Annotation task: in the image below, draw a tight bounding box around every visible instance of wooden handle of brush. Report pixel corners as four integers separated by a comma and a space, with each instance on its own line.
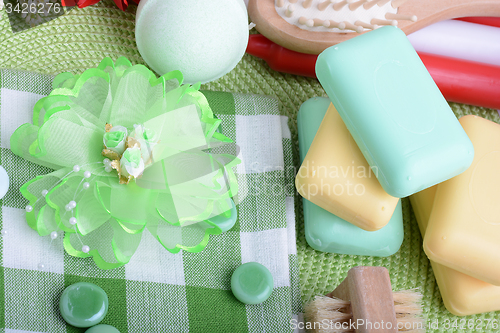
398, 0, 500, 35
327, 267, 398, 333
249, 0, 500, 54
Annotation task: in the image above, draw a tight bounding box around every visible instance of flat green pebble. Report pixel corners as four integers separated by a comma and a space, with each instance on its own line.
59, 282, 109, 328
231, 262, 274, 304
85, 324, 120, 333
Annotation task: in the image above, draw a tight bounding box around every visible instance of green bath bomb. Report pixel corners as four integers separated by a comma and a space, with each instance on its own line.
136, 0, 249, 84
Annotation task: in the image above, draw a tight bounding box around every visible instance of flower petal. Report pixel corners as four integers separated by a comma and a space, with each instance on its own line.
20, 169, 73, 229
108, 66, 159, 128
147, 218, 221, 254
64, 218, 142, 269
95, 178, 157, 224
75, 183, 111, 235
52, 72, 80, 90
68, 74, 112, 125
11, 124, 62, 170
33, 95, 71, 127
32, 111, 104, 167
35, 205, 59, 236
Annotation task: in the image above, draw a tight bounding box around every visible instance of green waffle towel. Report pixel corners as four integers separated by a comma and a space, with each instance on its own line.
1, 1, 500, 332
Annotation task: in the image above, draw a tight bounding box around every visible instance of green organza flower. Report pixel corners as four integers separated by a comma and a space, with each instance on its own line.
11, 57, 240, 269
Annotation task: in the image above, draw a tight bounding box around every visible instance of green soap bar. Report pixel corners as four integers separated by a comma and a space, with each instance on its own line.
316, 26, 474, 198
59, 282, 109, 328
298, 97, 403, 256
208, 199, 238, 232
231, 262, 274, 304
85, 324, 120, 333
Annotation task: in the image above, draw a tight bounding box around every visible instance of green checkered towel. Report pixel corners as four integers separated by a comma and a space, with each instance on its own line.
0, 68, 302, 333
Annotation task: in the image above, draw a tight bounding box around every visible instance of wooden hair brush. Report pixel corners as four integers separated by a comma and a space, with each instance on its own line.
304, 266, 424, 332
248, 0, 500, 54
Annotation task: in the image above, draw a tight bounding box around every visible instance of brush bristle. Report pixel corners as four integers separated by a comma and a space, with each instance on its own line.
304, 290, 425, 333
304, 296, 352, 333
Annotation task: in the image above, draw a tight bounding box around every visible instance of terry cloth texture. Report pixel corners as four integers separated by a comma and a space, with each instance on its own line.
0, 1, 500, 332
0, 68, 300, 332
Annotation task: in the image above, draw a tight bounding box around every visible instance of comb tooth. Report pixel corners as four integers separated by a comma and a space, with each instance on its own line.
324, 20, 346, 29
313, 18, 326, 26
302, 0, 313, 8
285, 4, 295, 17
364, 0, 389, 8
317, 0, 332, 11
355, 20, 376, 30
385, 12, 417, 21
333, 0, 354, 11
343, 21, 364, 33
371, 18, 398, 26
362, 0, 378, 9
298, 16, 315, 27
391, 0, 409, 8
349, 0, 368, 10
276, 0, 285, 7
332, 0, 346, 10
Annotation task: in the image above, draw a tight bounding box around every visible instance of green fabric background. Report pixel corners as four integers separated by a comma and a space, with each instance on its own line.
1, 1, 500, 332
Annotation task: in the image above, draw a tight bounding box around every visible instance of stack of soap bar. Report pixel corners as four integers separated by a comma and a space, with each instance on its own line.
316, 26, 474, 198
424, 115, 500, 286
297, 97, 403, 256
296, 98, 399, 231
411, 185, 500, 316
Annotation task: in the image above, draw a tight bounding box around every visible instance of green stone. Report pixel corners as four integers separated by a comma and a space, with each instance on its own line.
231, 262, 274, 304
85, 324, 120, 333
59, 282, 109, 328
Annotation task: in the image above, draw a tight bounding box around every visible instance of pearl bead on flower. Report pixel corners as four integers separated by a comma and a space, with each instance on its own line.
84, 171, 91, 179
1, 230, 7, 236
103, 158, 113, 173
83, 182, 90, 190
73, 165, 80, 173
37, 263, 45, 270
25, 205, 33, 212
41, 189, 48, 197
50, 231, 58, 240
66, 201, 77, 211
82, 245, 90, 253
69, 217, 77, 225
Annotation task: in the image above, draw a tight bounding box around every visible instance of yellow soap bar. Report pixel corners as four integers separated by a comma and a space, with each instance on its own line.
411, 186, 500, 316
424, 115, 500, 286
295, 104, 398, 231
